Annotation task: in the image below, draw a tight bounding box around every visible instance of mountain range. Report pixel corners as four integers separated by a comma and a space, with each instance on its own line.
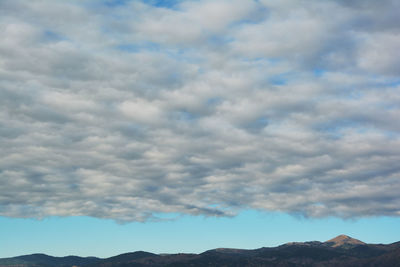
1, 235, 399, 267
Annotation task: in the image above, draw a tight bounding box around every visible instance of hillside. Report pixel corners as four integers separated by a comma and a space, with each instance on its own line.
1, 235, 399, 267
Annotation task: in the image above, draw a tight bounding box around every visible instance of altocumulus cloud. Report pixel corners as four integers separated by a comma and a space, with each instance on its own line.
1, 0, 400, 222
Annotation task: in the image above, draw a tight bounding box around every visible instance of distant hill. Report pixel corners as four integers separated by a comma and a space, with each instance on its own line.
324, 234, 366, 248
87, 251, 159, 267
1, 235, 399, 267
0, 253, 100, 267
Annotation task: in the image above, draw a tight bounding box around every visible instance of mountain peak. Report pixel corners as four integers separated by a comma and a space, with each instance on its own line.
325, 235, 365, 247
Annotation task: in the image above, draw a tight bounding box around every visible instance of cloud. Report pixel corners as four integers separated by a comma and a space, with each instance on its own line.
357, 32, 400, 75
0, 0, 400, 222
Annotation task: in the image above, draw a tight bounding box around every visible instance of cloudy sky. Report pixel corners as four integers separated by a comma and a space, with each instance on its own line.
1, 0, 400, 257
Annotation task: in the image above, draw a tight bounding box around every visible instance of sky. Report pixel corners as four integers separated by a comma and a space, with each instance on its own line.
1, 0, 400, 258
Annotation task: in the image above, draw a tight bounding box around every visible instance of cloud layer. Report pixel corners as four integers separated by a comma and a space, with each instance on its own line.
1, 0, 400, 221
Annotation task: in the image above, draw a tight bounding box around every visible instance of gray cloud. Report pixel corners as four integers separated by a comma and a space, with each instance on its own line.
0, 0, 400, 222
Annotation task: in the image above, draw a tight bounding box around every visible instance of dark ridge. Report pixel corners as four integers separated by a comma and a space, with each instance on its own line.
1, 235, 399, 267
0, 253, 101, 267
87, 251, 160, 267
101, 251, 159, 262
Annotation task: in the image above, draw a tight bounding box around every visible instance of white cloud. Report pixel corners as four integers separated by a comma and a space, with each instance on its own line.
357, 32, 400, 75
119, 99, 163, 124
0, 0, 400, 222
